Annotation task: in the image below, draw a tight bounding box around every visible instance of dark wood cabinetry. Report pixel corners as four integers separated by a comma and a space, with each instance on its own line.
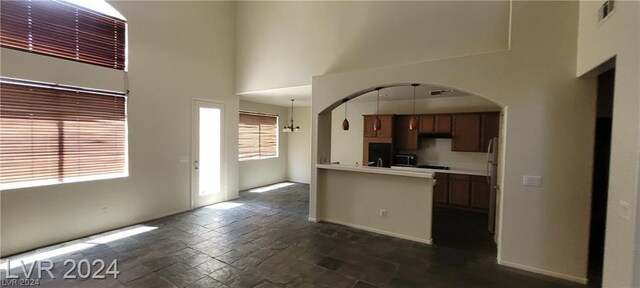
434, 115, 452, 133
471, 178, 490, 209
395, 115, 419, 150
363, 115, 394, 139
434, 173, 489, 211
452, 114, 482, 152
433, 173, 449, 204
448, 174, 471, 206
481, 112, 500, 152
418, 114, 451, 134
363, 115, 394, 166
418, 115, 434, 134
452, 112, 500, 152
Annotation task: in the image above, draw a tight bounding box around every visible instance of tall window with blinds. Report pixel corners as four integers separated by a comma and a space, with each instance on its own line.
239, 112, 278, 161
0, 80, 127, 189
0, 0, 126, 70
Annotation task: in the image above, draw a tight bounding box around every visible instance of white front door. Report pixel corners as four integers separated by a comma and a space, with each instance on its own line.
192, 100, 226, 208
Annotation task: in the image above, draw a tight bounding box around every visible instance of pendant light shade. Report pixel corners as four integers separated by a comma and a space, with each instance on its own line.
342, 99, 350, 130
373, 87, 382, 131
283, 99, 301, 133
409, 84, 420, 131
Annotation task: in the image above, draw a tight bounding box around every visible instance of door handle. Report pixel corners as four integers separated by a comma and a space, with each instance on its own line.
194, 160, 199, 170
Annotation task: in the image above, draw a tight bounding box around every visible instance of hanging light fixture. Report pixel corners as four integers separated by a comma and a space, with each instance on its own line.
342, 99, 350, 130
409, 83, 420, 130
283, 99, 301, 133
373, 87, 382, 131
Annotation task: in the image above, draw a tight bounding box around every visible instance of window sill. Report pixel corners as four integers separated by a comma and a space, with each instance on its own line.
239, 156, 279, 162
0, 172, 128, 191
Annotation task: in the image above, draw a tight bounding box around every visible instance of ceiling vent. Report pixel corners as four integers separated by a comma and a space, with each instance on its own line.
599, 0, 615, 22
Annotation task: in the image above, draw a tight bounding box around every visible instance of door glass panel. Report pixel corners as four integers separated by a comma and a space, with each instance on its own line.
199, 107, 221, 195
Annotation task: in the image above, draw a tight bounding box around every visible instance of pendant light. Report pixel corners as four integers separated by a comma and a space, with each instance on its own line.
409, 84, 420, 130
342, 99, 350, 130
373, 87, 382, 131
283, 99, 301, 133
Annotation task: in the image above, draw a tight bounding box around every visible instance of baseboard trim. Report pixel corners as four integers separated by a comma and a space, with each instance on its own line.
308, 217, 318, 222
318, 217, 432, 245
498, 259, 588, 284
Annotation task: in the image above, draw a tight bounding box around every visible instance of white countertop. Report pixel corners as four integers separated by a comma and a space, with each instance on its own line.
389, 165, 486, 176
317, 164, 435, 179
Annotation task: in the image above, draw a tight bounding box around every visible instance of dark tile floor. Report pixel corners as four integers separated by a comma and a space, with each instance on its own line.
1, 183, 587, 288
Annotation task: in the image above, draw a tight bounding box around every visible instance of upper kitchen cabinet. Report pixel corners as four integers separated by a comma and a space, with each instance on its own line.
481, 112, 500, 152
418, 114, 452, 134
395, 115, 419, 150
363, 115, 394, 139
452, 112, 500, 152
452, 114, 482, 152
434, 114, 452, 134
418, 115, 434, 134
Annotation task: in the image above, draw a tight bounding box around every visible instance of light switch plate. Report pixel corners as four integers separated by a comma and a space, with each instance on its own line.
523, 175, 543, 187
179, 156, 189, 163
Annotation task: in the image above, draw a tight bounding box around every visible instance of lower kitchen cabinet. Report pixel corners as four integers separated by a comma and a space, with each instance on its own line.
470, 179, 491, 209
433, 173, 449, 204
435, 173, 490, 212
448, 174, 471, 206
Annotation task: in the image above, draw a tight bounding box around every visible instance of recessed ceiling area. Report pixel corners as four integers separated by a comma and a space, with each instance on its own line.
237, 85, 311, 107
238, 84, 473, 107
349, 84, 470, 103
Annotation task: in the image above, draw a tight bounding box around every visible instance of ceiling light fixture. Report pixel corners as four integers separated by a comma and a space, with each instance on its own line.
409, 84, 420, 131
283, 99, 301, 133
373, 87, 382, 131
342, 99, 350, 130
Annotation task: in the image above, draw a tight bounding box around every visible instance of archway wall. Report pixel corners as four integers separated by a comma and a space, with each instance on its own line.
312, 1, 595, 283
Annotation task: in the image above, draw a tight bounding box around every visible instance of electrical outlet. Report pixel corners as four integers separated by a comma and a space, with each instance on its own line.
522, 175, 543, 187
380, 209, 388, 218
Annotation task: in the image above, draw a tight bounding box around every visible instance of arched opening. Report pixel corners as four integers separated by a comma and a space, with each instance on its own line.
318, 82, 505, 257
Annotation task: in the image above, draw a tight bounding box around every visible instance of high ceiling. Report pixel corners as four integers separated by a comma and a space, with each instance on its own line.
237, 83, 471, 107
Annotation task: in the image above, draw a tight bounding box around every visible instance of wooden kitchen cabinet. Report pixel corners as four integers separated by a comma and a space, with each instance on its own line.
434, 114, 452, 133
448, 174, 471, 206
437, 174, 490, 211
394, 115, 419, 150
481, 112, 500, 152
363, 115, 394, 139
419, 115, 434, 133
433, 173, 449, 204
452, 114, 482, 152
471, 180, 491, 209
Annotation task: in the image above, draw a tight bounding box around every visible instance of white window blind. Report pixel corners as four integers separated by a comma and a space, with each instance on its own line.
238, 112, 278, 161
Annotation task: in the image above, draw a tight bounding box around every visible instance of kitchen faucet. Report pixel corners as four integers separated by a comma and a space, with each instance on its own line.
377, 157, 383, 167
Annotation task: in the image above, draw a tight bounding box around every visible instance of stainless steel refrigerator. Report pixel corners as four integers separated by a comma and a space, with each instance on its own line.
487, 137, 499, 234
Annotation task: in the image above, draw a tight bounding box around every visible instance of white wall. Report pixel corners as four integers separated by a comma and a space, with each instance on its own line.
235, 1, 510, 93
313, 1, 595, 283
576, 2, 640, 287
0, 1, 238, 257
331, 96, 499, 170
238, 100, 289, 190
287, 106, 311, 184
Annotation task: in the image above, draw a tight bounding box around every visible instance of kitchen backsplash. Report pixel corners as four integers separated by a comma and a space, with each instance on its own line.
399, 138, 487, 171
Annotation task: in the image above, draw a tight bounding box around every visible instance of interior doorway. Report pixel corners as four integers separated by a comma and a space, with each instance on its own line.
587, 68, 614, 287
191, 100, 227, 208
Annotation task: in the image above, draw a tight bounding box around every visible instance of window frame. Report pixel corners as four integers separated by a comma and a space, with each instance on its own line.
0, 77, 129, 191
238, 111, 279, 161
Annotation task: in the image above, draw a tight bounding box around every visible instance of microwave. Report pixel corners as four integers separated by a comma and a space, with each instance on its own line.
394, 154, 417, 167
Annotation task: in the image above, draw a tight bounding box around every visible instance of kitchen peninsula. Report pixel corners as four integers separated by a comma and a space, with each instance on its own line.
316, 164, 436, 244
